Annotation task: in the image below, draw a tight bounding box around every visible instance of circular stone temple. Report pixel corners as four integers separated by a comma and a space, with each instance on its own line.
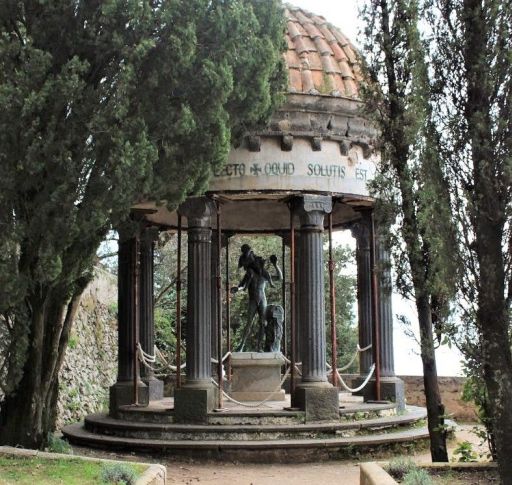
66, 6, 407, 450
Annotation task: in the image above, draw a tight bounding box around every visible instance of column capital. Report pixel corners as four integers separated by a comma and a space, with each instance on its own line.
140, 225, 159, 246
350, 221, 370, 249
294, 195, 332, 229
179, 197, 216, 228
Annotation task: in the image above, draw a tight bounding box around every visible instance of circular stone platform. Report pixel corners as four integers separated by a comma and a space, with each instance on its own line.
63, 394, 431, 462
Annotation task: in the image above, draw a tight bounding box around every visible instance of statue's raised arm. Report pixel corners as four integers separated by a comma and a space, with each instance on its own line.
268, 254, 283, 286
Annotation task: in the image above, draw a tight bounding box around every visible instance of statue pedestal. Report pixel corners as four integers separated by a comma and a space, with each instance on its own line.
229, 352, 286, 401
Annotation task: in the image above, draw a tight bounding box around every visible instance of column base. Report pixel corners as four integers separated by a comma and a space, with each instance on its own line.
174, 383, 216, 424
143, 376, 164, 401
109, 381, 149, 417
292, 383, 339, 421
352, 376, 405, 411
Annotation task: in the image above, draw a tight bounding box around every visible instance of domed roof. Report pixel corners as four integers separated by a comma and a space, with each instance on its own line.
284, 5, 362, 99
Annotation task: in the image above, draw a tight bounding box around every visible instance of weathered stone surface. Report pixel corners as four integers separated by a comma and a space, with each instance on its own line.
56, 267, 118, 428
109, 381, 149, 417
174, 387, 215, 424
230, 390, 286, 402
352, 377, 405, 411
292, 386, 339, 421
145, 377, 164, 401
230, 352, 285, 401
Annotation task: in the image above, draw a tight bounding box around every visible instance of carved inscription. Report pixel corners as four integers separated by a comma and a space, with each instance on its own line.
307, 164, 345, 178
213, 160, 373, 184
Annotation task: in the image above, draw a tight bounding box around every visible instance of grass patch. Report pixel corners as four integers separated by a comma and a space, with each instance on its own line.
0, 456, 146, 485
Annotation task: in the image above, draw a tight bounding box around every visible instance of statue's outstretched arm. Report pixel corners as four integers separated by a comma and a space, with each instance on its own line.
269, 254, 283, 282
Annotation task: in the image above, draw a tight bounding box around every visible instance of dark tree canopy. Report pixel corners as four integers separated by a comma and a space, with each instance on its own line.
0, 0, 286, 448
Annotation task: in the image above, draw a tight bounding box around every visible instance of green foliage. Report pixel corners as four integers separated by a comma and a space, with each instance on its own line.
0, 0, 286, 447
0, 456, 145, 485
460, 365, 496, 457
100, 463, 138, 485
67, 336, 78, 350
452, 440, 477, 463
403, 468, 433, 485
387, 456, 417, 480
47, 434, 73, 455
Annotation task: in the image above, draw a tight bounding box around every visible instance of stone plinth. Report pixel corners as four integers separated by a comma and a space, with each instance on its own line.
352, 376, 405, 411
229, 352, 285, 401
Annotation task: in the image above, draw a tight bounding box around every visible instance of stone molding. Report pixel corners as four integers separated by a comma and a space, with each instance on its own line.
179, 197, 216, 228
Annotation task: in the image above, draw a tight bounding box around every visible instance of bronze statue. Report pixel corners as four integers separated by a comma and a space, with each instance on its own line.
231, 245, 283, 352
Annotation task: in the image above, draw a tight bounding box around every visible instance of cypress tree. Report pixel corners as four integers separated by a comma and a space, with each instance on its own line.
0, 0, 286, 448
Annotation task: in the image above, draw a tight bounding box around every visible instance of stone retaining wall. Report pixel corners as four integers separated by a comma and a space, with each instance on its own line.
399, 375, 476, 422
56, 267, 118, 429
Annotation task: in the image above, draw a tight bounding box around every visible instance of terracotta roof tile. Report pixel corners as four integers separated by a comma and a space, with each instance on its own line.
319, 25, 337, 43
334, 74, 347, 96
293, 35, 308, 55
288, 68, 303, 92
285, 49, 301, 69
311, 15, 327, 26
303, 22, 323, 39
285, 8, 298, 22
315, 37, 333, 56
343, 45, 358, 64
294, 10, 314, 25
321, 54, 340, 74
301, 68, 316, 93
344, 78, 358, 97
339, 60, 354, 79
284, 5, 362, 99
331, 42, 348, 62
304, 52, 323, 70
285, 33, 295, 50
287, 20, 301, 39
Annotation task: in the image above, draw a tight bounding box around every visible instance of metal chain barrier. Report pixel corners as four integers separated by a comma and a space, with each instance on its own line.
211, 364, 291, 409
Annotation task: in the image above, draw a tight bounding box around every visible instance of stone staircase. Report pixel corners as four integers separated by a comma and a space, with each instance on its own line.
62, 400, 434, 462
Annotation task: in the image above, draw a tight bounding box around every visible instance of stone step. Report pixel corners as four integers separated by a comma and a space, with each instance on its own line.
81, 407, 425, 441
62, 421, 432, 463
116, 401, 398, 425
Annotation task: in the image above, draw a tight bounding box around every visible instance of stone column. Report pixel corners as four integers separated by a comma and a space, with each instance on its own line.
292, 195, 339, 421
351, 215, 373, 375
139, 226, 164, 400
174, 197, 216, 423
377, 235, 395, 378
375, 231, 405, 409
211, 231, 229, 375
109, 228, 148, 416
294, 230, 302, 366
210, 230, 220, 361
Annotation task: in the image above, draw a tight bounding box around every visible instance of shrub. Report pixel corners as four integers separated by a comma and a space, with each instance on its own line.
403, 468, 434, 485
453, 440, 478, 462
47, 434, 73, 455
387, 456, 416, 480
100, 462, 138, 485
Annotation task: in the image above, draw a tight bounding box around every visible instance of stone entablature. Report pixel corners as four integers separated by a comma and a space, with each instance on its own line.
210, 138, 377, 197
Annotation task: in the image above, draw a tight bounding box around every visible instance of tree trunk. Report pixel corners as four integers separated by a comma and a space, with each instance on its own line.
416, 294, 448, 462
475, 199, 512, 481
0, 287, 83, 449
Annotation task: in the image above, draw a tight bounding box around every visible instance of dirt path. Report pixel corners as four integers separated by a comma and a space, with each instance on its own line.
70, 424, 488, 485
